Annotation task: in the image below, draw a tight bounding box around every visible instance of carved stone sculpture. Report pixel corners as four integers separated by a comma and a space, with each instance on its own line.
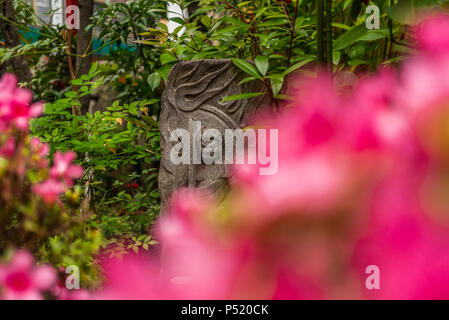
158, 59, 270, 212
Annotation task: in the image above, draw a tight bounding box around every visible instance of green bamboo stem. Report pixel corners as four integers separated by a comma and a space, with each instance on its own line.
316, 0, 325, 64
325, 0, 333, 74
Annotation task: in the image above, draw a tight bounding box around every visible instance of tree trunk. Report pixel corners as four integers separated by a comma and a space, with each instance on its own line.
76, 0, 94, 114
0, 0, 32, 84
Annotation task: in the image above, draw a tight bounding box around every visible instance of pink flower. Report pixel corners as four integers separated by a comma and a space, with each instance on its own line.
32, 178, 67, 204
397, 54, 449, 113
31, 150, 82, 204
414, 14, 449, 55
156, 213, 240, 299
95, 255, 170, 300
0, 74, 43, 131
50, 151, 83, 185
353, 173, 449, 299
96, 189, 243, 300
165, 188, 214, 236
396, 15, 449, 114
230, 75, 382, 224
0, 251, 56, 300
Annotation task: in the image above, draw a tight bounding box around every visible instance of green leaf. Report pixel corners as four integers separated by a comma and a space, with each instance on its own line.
258, 18, 289, 27
142, 99, 160, 105
360, 29, 389, 41
65, 91, 77, 98
271, 79, 283, 96
138, 235, 146, 241
157, 22, 169, 32
231, 58, 262, 79
283, 59, 314, 76
275, 94, 295, 100
333, 24, 368, 51
160, 53, 177, 65
221, 92, 265, 102
254, 6, 269, 20
382, 56, 407, 64
332, 22, 350, 30
88, 62, 98, 77
71, 79, 83, 86
201, 15, 212, 28
169, 17, 185, 25
147, 72, 161, 91
254, 56, 269, 76
238, 76, 256, 86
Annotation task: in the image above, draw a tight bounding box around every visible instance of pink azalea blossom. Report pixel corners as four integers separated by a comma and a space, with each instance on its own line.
97, 189, 243, 300
156, 211, 241, 299
32, 178, 67, 204
414, 14, 449, 55
50, 151, 83, 185
352, 172, 449, 299
230, 75, 382, 224
0, 251, 56, 300
95, 255, 170, 300
0, 74, 43, 131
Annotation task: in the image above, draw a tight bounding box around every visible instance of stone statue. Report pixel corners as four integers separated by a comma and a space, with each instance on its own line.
158, 59, 270, 212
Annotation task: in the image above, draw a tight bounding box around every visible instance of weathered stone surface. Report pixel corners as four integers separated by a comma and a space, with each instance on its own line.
158, 59, 270, 212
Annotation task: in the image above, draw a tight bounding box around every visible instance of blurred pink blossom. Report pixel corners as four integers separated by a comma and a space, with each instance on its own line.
32, 178, 67, 204
230, 75, 382, 224
50, 151, 83, 186
414, 14, 449, 55
96, 255, 170, 300
353, 173, 449, 299
0, 74, 42, 131
0, 251, 56, 300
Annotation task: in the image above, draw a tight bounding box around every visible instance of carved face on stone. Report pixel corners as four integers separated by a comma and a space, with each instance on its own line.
158, 59, 270, 212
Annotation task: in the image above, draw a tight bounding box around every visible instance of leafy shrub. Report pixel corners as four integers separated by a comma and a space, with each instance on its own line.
0, 73, 102, 287
31, 64, 161, 245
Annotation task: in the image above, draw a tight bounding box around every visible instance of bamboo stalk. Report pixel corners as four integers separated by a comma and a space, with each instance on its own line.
325, 0, 333, 74
316, 0, 325, 64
